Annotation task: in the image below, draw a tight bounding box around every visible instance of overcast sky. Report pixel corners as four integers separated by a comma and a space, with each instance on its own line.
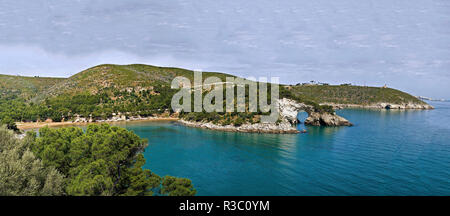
0, 0, 449, 98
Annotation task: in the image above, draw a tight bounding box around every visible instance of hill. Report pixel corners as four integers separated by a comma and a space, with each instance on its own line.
285, 84, 427, 106
40, 64, 234, 99
0, 74, 65, 100
0, 64, 432, 128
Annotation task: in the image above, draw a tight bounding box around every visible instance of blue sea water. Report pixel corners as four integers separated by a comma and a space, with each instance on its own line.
114, 101, 450, 195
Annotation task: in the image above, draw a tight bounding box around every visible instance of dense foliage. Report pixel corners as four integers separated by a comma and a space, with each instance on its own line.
23, 124, 196, 196
0, 84, 177, 124
0, 126, 65, 196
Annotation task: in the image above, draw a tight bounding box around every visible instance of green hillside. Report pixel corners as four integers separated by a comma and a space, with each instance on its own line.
41, 64, 234, 98
286, 85, 427, 105
0, 64, 430, 128
0, 74, 65, 100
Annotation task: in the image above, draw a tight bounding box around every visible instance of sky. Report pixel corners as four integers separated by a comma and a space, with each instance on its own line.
0, 0, 449, 98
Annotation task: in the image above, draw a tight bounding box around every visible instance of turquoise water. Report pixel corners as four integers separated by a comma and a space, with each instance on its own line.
115, 101, 450, 195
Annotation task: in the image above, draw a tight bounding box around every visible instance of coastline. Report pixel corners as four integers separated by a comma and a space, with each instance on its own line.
321, 102, 434, 110
17, 118, 301, 134
16, 117, 180, 130
178, 120, 302, 134
16, 101, 433, 131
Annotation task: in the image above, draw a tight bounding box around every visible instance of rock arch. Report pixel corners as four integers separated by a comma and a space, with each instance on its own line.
278, 98, 352, 126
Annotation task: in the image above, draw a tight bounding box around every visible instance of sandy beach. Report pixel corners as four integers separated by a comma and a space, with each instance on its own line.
16, 117, 180, 130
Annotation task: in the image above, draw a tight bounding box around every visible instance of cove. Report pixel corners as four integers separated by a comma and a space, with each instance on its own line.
106, 101, 450, 195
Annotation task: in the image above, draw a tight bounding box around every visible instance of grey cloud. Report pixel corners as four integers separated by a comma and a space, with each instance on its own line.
0, 0, 449, 98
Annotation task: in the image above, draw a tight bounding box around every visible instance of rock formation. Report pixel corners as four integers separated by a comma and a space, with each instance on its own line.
277, 98, 308, 124
179, 120, 300, 134
180, 98, 353, 133
304, 111, 353, 126
278, 98, 352, 127
322, 102, 434, 110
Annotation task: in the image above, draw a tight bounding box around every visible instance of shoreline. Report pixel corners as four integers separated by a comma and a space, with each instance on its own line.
16, 117, 180, 130
16, 102, 433, 131
321, 102, 434, 110
178, 120, 302, 134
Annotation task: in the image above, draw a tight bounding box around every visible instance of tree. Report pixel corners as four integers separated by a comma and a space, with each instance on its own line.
0, 116, 18, 131
30, 124, 195, 196
161, 176, 197, 196
0, 125, 65, 196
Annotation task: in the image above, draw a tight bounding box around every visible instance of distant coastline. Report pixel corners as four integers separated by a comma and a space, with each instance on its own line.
321, 102, 434, 110
416, 96, 449, 102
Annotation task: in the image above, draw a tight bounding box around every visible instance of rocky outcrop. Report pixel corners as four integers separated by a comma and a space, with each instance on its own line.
382, 103, 434, 109
179, 98, 353, 134
179, 120, 301, 134
304, 112, 353, 126
277, 98, 308, 124
278, 98, 352, 127
322, 102, 434, 110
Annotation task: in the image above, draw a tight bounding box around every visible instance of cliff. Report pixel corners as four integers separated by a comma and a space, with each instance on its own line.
278, 98, 353, 127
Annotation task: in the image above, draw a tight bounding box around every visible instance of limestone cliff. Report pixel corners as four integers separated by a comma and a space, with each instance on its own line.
278, 98, 353, 127
277, 98, 308, 124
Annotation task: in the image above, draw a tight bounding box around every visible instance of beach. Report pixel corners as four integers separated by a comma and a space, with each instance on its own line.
16, 117, 180, 130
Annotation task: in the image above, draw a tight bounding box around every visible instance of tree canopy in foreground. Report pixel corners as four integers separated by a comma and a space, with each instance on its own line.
0, 124, 196, 196
0, 126, 65, 195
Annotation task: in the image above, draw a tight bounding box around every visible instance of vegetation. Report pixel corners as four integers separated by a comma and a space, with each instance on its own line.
0, 64, 428, 126
0, 124, 195, 196
0, 74, 64, 100
22, 124, 196, 196
280, 86, 335, 114
0, 64, 430, 196
0, 126, 65, 196
286, 85, 426, 105
0, 64, 236, 125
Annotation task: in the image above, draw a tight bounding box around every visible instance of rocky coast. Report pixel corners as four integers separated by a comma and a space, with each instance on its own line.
322, 102, 434, 110
178, 120, 301, 134
17, 98, 355, 133
20, 98, 432, 133
178, 98, 354, 134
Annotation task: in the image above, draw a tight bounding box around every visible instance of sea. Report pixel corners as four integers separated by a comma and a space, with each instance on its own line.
101, 101, 450, 195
